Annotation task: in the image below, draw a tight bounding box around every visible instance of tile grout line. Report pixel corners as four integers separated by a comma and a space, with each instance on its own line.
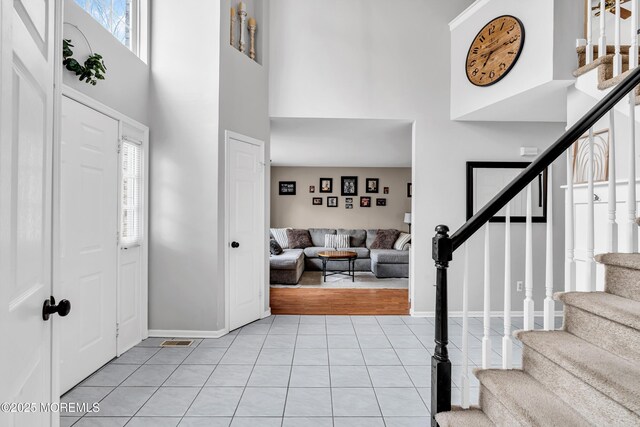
73, 345, 164, 424
125, 343, 197, 424
279, 315, 300, 426
229, 317, 275, 422
175, 329, 240, 426
352, 316, 387, 425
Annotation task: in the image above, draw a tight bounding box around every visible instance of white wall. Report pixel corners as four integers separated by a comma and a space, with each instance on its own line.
271, 118, 412, 167
270, 0, 567, 315
149, 0, 270, 332
63, 0, 149, 125
449, 0, 582, 121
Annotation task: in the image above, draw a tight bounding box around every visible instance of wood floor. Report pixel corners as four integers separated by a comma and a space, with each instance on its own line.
270, 288, 410, 315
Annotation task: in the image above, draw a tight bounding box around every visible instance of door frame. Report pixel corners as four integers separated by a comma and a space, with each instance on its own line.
54, 86, 149, 359
224, 130, 269, 333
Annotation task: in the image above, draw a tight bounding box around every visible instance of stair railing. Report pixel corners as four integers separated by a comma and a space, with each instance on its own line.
430, 65, 640, 426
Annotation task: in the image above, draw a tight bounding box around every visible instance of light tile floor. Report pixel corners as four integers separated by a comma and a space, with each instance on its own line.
62, 315, 563, 427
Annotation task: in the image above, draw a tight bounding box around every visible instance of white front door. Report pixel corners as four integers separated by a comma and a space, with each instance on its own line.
227, 133, 265, 331
0, 0, 57, 424
59, 97, 119, 393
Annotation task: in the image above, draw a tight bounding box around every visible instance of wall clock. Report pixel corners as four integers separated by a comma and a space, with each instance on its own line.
465, 15, 525, 87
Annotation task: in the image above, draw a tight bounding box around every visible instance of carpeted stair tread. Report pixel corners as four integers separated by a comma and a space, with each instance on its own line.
556, 291, 640, 331
517, 330, 640, 412
435, 405, 494, 427
474, 369, 590, 426
595, 253, 640, 270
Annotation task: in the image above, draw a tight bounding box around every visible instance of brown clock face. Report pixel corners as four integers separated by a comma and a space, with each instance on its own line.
466, 15, 525, 87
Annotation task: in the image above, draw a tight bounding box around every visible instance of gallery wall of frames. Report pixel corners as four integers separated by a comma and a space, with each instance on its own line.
271, 166, 412, 230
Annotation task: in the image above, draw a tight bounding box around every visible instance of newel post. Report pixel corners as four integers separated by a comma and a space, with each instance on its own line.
432, 225, 452, 426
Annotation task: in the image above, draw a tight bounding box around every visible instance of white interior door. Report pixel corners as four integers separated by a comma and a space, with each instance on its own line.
227, 133, 265, 331
59, 97, 118, 393
0, 0, 56, 425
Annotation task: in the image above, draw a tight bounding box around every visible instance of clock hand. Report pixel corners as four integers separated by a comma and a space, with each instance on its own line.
483, 50, 494, 68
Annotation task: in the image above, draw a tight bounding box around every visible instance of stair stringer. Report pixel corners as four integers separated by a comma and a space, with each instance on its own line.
574, 66, 640, 123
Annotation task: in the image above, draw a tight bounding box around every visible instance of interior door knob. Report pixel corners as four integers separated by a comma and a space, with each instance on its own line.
42, 296, 71, 321
231, 241, 240, 248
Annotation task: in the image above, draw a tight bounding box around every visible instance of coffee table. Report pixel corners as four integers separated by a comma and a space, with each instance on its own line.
317, 250, 358, 282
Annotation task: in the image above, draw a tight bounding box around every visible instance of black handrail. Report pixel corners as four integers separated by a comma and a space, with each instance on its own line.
430, 64, 640, 427
451, 65, 640, 252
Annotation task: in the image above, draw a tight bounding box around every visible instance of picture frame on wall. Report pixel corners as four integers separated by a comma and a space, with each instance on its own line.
407, 183, 412, 197
341, 176, 358, 196
360, 196, 371, 207
383, 187, 389, 194
345, 203, 353, 209
312, 197, 323, 206
320, 178, 333, 193
376, 198, 386, 206
366, 178, 379, 193
279, 181, 296, 195
309, 185, 315, 193
466, 161, 547, 223
345, 197, 353, 203
573, 129, 610, 184
327, 197, 338, 207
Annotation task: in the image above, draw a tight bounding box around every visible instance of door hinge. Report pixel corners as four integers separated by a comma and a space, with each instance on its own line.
117, 140, 122, 154
116, 231, 120, 245
116, 322, 120, 338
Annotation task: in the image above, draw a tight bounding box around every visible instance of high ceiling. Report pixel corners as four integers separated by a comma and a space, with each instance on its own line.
270, 118, 413, 167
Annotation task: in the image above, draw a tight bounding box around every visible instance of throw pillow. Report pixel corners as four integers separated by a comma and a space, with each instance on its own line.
287, 229, 313, 249
269, 239, 283, 255
325, 234, 350, 249
335, 234, 350, 249
370, 229, 401, 249
394, 232, 411, 250
325, 234, 337, 248
270, 228, 290, 249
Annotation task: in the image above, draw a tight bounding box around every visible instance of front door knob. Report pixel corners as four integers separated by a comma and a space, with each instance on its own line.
42, 296, 71, 321
231, 241, 240, 248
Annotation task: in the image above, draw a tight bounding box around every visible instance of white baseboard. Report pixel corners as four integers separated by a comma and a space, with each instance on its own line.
261, 308, 272, 319
148, 329, 229, 339
410, 310, 564, 318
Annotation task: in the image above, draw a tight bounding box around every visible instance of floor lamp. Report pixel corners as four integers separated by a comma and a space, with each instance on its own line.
404, 212, 412, 233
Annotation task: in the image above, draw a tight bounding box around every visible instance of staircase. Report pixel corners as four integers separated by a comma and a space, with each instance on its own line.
574, 45, 640, 101
429, 52, 640, 425
436, 252, 640, 426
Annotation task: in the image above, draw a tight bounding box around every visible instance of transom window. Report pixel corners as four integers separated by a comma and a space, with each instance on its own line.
75, 0, 139, 53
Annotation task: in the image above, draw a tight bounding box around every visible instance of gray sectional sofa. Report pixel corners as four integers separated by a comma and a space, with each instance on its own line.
270, 228, 409, 285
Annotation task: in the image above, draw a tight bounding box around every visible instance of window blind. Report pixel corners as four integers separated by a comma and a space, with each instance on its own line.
121, 140, 142, 246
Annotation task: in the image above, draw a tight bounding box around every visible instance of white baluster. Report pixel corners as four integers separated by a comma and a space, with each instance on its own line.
587, 0, 594, 63
586, 128, 597, 291
614, 0, 622, 75
544, 168, 555, 331
461, 243, 470, 409
502, 203, 512, 369
566, 147, 576, 292
627, 93, 638, 252
524, 184, 534, 330
599, 0, 607, 55
482, 224, 491, 369
608, 112, 619, 253
631, 0, 639, 68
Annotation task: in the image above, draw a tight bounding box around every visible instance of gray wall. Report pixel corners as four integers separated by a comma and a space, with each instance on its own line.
271, 167, 411, 230
63, 0, 149, 125
218, 0, 271, 323
149, 1, 221, 332
269, 0, 568, 314
149, 0, 270, 332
